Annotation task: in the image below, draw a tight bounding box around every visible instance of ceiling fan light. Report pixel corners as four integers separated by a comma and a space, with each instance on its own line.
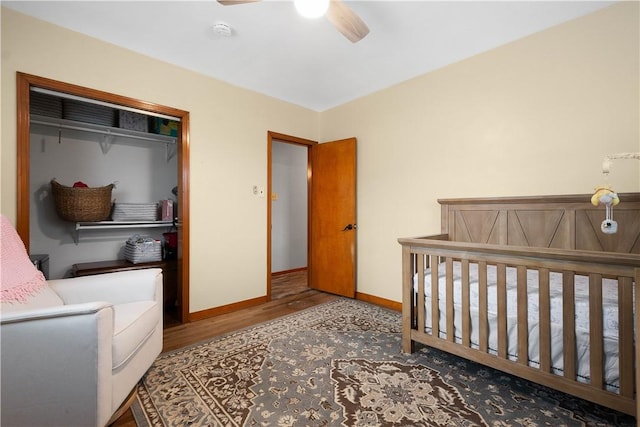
294, 0, 330, 19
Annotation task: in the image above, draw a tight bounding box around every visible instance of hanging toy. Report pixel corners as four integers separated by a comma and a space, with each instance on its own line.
592, 152, 639, 234
591, 185, 619, 234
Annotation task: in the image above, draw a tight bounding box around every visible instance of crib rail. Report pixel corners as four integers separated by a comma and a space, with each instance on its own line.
399, 235, 640, 416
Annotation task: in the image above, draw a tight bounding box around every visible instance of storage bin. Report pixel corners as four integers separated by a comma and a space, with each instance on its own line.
118, 110, 148, 132
163, 231, 178, 260
30, 92, 63, 118
51, 179, 114, 222
150, 117, 179, 137
112, 203, 158, 221
63, 99, 117, 127
124, 235, 162, 264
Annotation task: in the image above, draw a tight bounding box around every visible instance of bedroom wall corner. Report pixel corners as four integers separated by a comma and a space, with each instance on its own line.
1, 7, 320, 314
319, 1, 639, 304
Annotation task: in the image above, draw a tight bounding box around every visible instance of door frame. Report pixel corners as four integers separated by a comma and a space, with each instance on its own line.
267, 131, 316, 300
15, 72, 191, 323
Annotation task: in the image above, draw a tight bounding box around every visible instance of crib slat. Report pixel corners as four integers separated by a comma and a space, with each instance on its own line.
538, 268, 551, 373
478, 261, 488, 352
589, 274, 604, 389
497, 263, 507, 359
461, 260, 470, 347
516, 266, 528, 365
618, 276, 633, 398
417, 254, 426, 335
446, 258, 454, 342
431, 255, 439, 339
562, 272, 576, 380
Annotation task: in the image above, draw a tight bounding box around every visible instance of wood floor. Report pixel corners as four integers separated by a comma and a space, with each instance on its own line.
112, 270, 333, 426
271, 268, 309, 300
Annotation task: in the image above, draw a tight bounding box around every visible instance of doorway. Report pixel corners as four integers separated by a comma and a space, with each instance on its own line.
15, 72, 191, 323
267, 132, 357, 300
271, 140, 310, 299
267, 132, 315, 300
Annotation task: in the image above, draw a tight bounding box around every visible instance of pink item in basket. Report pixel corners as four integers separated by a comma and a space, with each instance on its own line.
0, 215, 46, 303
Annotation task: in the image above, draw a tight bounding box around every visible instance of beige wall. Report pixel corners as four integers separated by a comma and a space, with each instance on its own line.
1, 7, 319, 311
2, 3, 639, 310
320, 2, 639, 302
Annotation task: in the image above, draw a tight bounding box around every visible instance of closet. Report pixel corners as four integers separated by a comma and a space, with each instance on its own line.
27, 87, 181, 325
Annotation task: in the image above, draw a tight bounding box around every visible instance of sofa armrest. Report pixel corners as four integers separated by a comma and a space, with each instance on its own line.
0, 301, 112, 324
1, 303, 115, 426
49, 268, 162, 306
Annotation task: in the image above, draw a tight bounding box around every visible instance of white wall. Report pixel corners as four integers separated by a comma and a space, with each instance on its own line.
321, 2, 639, 303
2, 7, 320, 313
29, 124, 177, 279
271, 142, 308, 272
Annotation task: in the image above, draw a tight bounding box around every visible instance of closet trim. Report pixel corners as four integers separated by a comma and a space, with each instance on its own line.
16, 72, 191, 323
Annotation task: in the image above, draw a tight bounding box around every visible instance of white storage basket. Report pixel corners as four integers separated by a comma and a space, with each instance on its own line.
124, 235, 162, 264
112, 203, 158, 222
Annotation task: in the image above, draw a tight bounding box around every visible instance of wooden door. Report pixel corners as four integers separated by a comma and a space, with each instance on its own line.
309, 138, 356, 298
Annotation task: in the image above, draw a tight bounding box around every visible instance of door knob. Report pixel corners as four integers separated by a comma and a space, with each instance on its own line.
342, 223, 357, 231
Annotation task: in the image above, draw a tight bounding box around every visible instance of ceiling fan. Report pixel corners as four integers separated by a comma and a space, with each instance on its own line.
217, 0, 370, 43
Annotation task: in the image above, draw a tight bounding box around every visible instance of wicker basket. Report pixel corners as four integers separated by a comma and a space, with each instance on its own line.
51, 179, 114, 222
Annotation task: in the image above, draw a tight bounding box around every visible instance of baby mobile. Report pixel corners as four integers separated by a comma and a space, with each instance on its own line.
590, 152, 639, 234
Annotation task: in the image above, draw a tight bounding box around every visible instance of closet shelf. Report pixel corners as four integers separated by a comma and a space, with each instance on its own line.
31, 115, 177, 144
76, 220, 174, 230
31, 114, 177, 161
73, 220, 174, 244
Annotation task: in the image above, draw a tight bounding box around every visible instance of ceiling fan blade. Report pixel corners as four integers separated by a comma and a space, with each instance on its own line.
326, 0, 370, 43
217, 0, 260, 5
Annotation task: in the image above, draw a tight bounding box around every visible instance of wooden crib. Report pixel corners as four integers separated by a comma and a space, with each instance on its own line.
399, 193, 640, 417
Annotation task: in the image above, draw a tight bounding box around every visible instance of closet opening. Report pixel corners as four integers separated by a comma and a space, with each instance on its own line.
16, 72, 191, 325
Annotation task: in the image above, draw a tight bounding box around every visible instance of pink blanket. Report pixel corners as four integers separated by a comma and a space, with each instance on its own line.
1, 215, 46, 303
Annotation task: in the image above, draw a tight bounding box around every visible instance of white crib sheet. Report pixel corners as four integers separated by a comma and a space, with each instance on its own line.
414, 262, 622, 390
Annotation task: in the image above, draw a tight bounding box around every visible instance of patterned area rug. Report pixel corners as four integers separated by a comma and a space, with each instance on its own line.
133, 298, 635, 426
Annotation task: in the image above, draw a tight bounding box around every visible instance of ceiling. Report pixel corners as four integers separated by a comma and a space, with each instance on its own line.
3, 1, 614, 112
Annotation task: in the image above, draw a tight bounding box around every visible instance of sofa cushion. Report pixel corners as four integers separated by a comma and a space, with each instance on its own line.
0, 286, 64, 314
112, 300, 159, 369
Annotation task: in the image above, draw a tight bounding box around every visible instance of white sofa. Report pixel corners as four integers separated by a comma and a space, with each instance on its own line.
1, 216, 163, 427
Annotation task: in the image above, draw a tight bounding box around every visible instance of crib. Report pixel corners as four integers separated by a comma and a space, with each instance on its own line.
398, 193, 640, 417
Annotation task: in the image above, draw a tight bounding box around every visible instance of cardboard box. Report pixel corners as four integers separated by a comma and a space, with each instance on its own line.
150, 117, 179, 137
119, 110, 148, 132
161, 200, 173, 221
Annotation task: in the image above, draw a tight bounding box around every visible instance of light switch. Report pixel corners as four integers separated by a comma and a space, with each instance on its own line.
252, 185, 265, 197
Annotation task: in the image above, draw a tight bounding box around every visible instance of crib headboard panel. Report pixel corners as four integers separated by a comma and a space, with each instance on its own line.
438, 193, 640, 254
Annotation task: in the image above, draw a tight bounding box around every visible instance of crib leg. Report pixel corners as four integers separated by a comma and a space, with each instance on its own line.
402, 335, 415, 354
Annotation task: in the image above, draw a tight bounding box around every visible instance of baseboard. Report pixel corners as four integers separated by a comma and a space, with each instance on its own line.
188, 290, 400, 322
188, 295, 268, 322
355, 292, 401, 312
272, 267, 307, 276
